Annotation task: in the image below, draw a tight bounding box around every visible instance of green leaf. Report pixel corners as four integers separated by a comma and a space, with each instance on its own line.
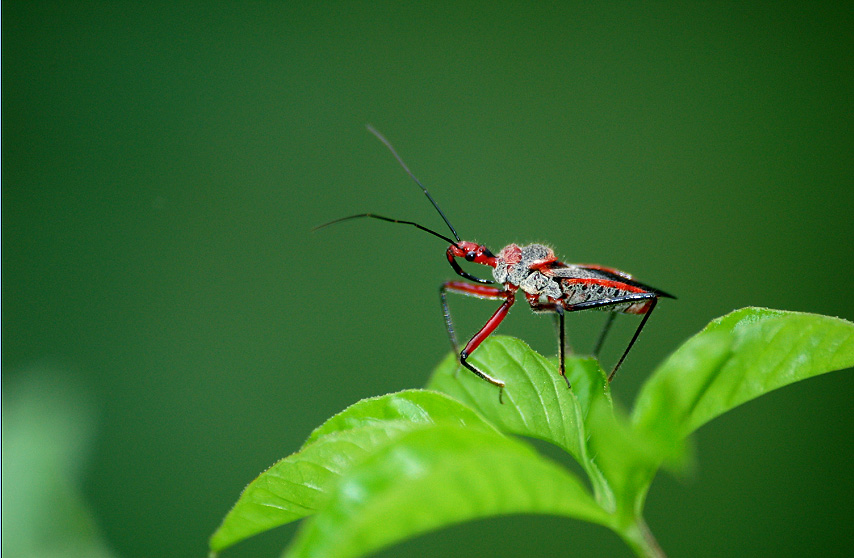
3, 372, 115, 558
303, 389, 498, 447
622, 308, 854, 518
210, 390, 497, 554
213, 308, 852, 558
587, 398, 691, 525
426, 336, 609, 459
632, 307, 854, 437
426, 336, 615, 508
284, 424, 611, 558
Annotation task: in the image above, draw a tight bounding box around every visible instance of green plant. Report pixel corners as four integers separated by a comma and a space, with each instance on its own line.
209, 307, 854, 558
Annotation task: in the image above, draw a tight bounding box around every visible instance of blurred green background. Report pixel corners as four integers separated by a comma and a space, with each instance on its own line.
3, 2, 852, 557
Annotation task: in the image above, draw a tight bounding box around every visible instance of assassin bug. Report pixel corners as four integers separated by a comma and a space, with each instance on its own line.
317, 126, 675, 402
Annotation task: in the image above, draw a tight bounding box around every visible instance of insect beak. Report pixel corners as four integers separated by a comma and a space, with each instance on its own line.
446, 247, 495, 285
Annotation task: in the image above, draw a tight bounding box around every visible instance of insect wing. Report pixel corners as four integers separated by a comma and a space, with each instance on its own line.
573, 265, 675, 299
540, 265, 660, 314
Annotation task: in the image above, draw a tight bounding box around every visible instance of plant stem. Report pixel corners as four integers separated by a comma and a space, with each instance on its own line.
619, 518, 666, 558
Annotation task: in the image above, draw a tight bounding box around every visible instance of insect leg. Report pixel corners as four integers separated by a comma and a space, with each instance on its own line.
529, 299, 573, 386
440, 281, 515, 402
440, 287, 459, 352
542, 310, 575, 356
565, 293, 659, 382
554, 304, 571, 388
608, 298, 657, 382
440, 281, 507, 352
460, 293, 516, 402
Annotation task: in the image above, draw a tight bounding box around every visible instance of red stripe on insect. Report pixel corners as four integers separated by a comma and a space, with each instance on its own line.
565, 278, 647, 293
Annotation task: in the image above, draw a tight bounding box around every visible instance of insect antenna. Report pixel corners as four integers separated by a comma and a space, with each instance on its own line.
312, 213, 459, 247
365, 124, 461, 242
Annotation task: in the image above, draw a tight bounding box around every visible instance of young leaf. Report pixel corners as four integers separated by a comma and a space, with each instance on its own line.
284, 424, 611, 558
620, 308, 854, 521
632, 307, 854, 437
303, 389, 498, 447
426, 336, 615, 508
427, 336, 607, 458
210, 390, 496, 554
212, 307, 852, 558
586, 397, 691, 526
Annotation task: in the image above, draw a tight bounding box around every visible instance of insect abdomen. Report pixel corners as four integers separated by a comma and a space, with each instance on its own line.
561, 279, 651, 314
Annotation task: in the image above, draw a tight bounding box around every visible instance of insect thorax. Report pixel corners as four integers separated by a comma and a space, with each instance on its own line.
492, 243, 563, 299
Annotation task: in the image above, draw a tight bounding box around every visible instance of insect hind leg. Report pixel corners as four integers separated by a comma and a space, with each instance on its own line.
608, 298, 657, 382
565, 293, 659, 382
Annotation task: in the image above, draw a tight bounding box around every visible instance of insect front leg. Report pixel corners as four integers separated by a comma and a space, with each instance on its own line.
440, 281, 515, 401
440, 281, 509, 351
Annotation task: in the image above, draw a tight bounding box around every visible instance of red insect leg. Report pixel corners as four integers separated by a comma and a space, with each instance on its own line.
442, 281, 507, 300
440, 281, 516, 401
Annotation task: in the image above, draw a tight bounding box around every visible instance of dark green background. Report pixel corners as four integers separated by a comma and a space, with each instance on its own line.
4, 2, 852, 557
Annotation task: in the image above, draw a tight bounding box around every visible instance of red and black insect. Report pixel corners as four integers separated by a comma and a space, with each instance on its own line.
318, 126, 675, 401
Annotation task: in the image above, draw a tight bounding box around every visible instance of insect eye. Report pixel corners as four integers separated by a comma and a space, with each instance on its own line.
465, 251, 477, 262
